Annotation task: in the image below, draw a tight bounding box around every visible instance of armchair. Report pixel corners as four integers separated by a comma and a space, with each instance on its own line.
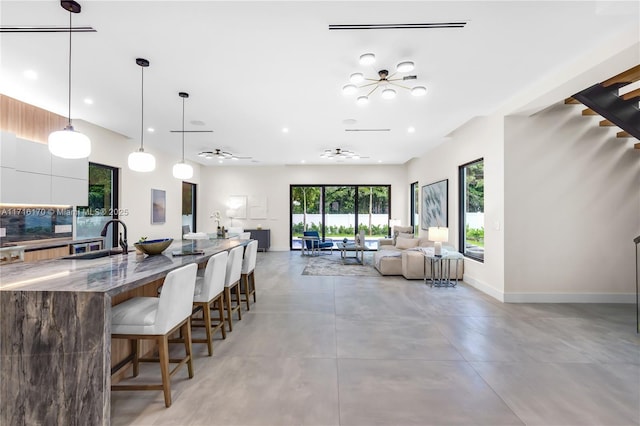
302, 231, 334, 255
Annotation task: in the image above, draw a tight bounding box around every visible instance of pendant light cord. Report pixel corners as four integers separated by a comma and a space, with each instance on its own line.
181, 97, 185, 162
67, 11, 72, 126
140, 65, 144, 150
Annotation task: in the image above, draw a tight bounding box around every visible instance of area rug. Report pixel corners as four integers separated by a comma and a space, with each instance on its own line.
302, 253, 380, 277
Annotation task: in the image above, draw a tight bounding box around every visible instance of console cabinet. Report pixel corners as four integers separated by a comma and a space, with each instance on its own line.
246, 229, 270, 251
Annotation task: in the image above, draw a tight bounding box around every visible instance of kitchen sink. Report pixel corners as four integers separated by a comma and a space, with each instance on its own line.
62, 249, 131, 260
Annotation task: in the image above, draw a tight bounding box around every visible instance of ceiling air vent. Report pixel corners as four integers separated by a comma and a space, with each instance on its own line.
329, 22, 466, 31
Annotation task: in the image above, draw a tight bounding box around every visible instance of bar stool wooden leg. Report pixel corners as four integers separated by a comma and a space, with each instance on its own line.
234, 283, 242, 321
158, 335, 172, 408
131, 339, 139, 377
202, 302, 213, 356
224, 287, 234, 332
182, 319, 194, 378
216, 294, 227, 339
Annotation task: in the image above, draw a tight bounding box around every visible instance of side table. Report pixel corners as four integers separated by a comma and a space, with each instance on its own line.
424, 251, 463, 287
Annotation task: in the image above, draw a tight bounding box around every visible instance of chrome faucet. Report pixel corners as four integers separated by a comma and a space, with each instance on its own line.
100, 219, 128, 253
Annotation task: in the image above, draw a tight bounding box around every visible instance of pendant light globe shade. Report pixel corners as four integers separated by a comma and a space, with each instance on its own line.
411, 86, 427, 96
173, 161, 193, 179
359, 53, 376, 66
356, 95, 369, 106
128, 149, 156, 172
48, 126, 91, 159
396, 61, 415, 73
381, 88, 396, 99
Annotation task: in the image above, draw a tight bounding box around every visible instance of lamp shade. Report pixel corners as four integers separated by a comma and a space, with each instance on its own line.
172, 162, 193, 179
428, 227, 448, 242
128, 149, 156, 172
48, 126, 91, 159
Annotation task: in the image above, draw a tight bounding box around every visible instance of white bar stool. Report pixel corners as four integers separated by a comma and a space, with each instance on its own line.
224, 246, 244, 331
241, 240, 258, 311
111, 263, 198, 408
191, 251, 227, 355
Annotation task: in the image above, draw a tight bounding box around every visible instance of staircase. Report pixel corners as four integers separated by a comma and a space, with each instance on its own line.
565, 65, 640, 149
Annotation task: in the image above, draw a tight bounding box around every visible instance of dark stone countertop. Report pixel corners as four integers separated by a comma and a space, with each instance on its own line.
0, 238, 246, 296
2, 237, 105, 251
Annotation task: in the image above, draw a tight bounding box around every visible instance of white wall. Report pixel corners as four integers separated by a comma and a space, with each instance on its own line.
407, 116, 505, 300
74, 120, 201, 244
200, 164, 407, 251
504, 104, 639, 302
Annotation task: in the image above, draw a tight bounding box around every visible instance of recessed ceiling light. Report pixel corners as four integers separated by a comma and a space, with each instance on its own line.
407, 126, 415, 133
342, 118, 357, 125
301, 160, 306, 164
23, 70, 38, 80
282, 127, 289, 133
377, 160, 383, 163
218, 159, 223, 164
190, 120, 205, 126
147, 127, 155, 133
83, 98, 93, 105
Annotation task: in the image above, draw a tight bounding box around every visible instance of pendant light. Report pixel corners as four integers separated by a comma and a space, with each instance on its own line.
172, 92, 193, 179
48, 0, 91, 159
127, 58, 156, 172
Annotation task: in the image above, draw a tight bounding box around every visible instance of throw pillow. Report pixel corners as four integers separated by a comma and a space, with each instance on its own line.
396, 238, 419, 250
397, 232, 414, 240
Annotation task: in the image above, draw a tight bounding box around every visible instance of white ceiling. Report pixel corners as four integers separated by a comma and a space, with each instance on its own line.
1, 1, 638, 166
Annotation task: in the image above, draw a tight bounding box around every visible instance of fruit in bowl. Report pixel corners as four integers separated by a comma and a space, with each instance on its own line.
134, 238, 173, 255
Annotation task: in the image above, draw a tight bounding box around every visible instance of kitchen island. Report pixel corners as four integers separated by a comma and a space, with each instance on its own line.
0, 238, 246, 426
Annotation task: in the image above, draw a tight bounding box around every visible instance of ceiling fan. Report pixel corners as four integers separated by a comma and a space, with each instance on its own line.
198, 148, 251, 162
0, 1, 96, 33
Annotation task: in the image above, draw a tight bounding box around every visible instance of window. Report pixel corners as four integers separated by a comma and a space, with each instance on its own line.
76, 163, 119, 247
182, 182, 197, 233
290, 185, 390, 250
459, 159, 484, 261
410, 181, 419, 234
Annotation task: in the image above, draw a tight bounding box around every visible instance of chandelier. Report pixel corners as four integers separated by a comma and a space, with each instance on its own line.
320, 148, 366, 160
342, 53, 427, 105
198, 149, 251, 162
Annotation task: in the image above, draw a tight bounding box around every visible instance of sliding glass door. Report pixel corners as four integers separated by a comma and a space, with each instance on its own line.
290, 184, 390, 250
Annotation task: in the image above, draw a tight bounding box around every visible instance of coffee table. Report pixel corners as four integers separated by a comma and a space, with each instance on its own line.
338, 242, 367, 264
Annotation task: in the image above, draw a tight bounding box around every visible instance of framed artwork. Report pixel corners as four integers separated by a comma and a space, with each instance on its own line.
421, 179, 448, 230
151, 189, 166, 224
227, 195, 247, 219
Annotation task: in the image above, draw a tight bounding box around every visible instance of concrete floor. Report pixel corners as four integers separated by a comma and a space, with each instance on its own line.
111, 251, 640, 426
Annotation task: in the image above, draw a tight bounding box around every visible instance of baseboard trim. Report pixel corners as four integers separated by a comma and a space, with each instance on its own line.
463, 275, 505, 302
503, 292, 637, 303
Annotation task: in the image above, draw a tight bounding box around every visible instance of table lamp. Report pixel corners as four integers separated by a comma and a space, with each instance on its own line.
428, 226, 448, 256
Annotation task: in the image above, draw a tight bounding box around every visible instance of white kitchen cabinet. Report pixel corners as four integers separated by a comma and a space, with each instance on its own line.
13, 171, 51, 204
51, 155, 88, 180
0, 132, 16, 167
15, 138, 51, 175
0, 132, 88, 205
51, 176, 87, 206
0, 167, 16, 202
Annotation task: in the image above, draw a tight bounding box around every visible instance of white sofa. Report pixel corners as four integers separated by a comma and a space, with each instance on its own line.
374, 234, 464, 280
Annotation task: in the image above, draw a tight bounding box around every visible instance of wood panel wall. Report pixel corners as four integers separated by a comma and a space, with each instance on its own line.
0, 95, 68, 144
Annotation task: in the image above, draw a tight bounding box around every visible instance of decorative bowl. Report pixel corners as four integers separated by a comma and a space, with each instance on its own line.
134, 238, 173, 255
